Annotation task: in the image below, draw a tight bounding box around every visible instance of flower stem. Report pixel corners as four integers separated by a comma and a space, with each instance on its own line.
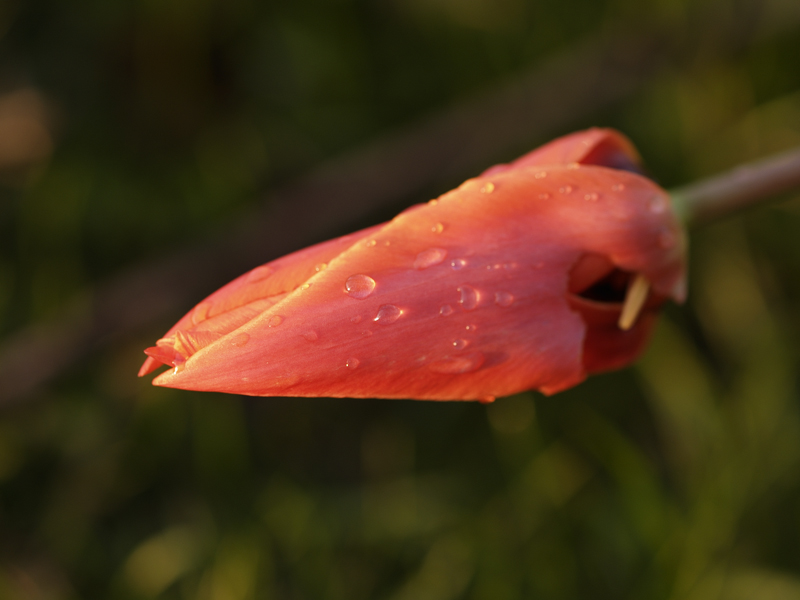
669, 145, 800, 226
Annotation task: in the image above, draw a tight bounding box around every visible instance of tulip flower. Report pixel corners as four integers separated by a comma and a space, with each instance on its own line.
139, 128, 686, 401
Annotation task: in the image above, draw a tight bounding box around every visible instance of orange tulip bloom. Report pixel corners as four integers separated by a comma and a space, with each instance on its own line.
139, 128, 685, 401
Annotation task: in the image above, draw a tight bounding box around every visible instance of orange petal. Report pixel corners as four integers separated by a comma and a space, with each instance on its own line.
144, 148, 685, 400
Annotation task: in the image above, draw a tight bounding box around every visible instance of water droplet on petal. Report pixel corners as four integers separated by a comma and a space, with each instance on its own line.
247, 265, 273, 283
300, 283, 311, 290
374, 304, 402, 324
480, 181, 495, 194
432, 222, 445, 233
450, 258, 467, 270
452, 339, 468, 350
439, 304, 454, 316
365, 239, 377, 247
584, 192, 599, 201
315, 263, 327, 272
535, 171, 547, 179
494, 291, 514, 307
465, 324, 478, 333
457, 285, 479, 310
429, 351, 485, 374
268, 315, 283, 327
346, 358, 360, 369
611, 183, 625, 192
345, 274, 376, 299
303, 331, 319, 342
192, 302, 212, 325
414, 248, 447, 269
538, 192, 550, 200
351, 315, 362, 323
231, 333, 250, 347
559, 185, 573, 194
362, 330, 373, 337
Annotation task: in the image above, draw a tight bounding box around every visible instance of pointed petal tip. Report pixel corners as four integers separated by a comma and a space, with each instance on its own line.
138, 355, 160, 377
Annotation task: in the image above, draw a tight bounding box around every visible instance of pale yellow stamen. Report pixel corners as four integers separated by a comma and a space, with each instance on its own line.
618, 274, 650, 331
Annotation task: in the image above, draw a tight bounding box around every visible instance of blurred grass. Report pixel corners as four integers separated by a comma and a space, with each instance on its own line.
2, 0, 800, 598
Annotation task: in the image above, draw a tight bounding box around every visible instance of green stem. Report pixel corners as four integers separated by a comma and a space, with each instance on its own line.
669, 145, 800, 226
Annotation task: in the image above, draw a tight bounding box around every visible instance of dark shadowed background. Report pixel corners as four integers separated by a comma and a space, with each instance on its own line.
2, 0, 800, 598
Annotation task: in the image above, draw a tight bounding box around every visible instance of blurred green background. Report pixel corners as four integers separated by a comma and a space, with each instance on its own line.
2, 0, 800, 598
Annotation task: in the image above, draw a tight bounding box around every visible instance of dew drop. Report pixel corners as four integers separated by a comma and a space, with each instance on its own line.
457, 285, 479, 310
362, 330, 373, 337
611, 183, 625, 192
429, 351, 485, 374
450, 258, 467, 270
315, 262, 327, 272
351, 315, 362, 324
465, 324, 478, 333
535, 171, 547, 179
584, 192, 599, 201
365, 239, 377, 247
345, 274, 376, 299
300, 283, 311, 290
247, 265, 273, 283
303, 331, 319, 342
374, 304, 402, 324
452, 339, 468, 350
192, 301, 212, 325
268, 315, 283, 327
231, 332, 250, 347
559, 185, 573, 194
346, 358, 360, 369
173, 359, 185, 375
494, 291, 514, 307
439, 304, 454, 316
480, 181, 495, 194
538, 192, 550, 200
414, 248, 447, 269
650, 195, 667, 214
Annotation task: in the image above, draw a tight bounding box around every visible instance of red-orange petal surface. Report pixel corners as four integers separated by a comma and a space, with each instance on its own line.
140, 128, 686, 400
